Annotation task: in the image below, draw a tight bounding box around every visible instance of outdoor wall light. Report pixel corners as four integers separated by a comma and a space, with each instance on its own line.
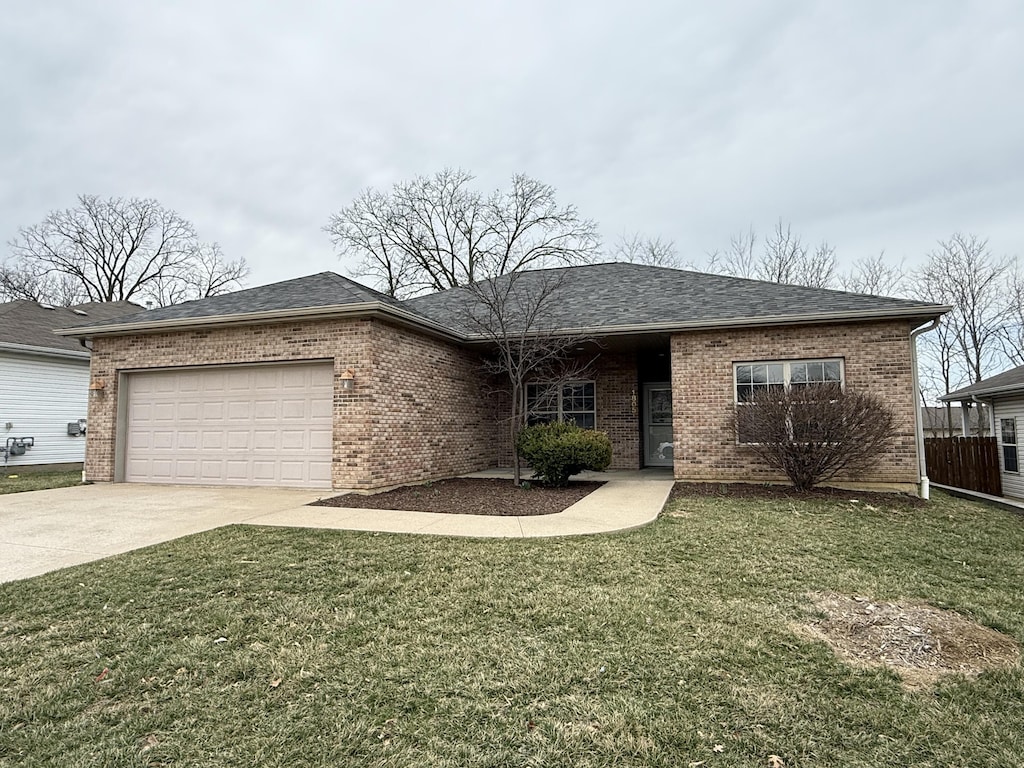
339, 368, 355, 391
89, 379, 106, 395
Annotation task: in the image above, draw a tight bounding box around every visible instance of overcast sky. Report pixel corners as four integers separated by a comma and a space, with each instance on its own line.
2, 1, 1021, 290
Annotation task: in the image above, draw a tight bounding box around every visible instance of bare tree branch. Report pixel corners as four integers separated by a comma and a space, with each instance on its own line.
4, 195, 247, 306
455, 270, 594, 485
325, 169, 600, 298
915, 233, 1013, 389
610, 233, 681, 267
840, 251, 906, 296
705, 221, 836, 288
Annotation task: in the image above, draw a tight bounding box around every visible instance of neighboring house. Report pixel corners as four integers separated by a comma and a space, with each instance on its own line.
0, 300, 140, 470
921, 405, 989, 438
57, 264, 947, 494
941, 365, 1024, 500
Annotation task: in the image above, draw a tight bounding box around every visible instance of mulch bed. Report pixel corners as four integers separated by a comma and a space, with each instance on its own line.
311, 477, 605, 516
669, 481, 926, 508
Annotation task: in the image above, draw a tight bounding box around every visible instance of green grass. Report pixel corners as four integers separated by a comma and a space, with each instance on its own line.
1, 490, 1023, 767
0, 470, 81, 495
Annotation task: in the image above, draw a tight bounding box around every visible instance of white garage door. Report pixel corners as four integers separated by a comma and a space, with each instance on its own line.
125, 363, 333, 488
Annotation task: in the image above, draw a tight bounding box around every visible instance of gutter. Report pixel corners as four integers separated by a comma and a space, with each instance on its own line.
0, 341, 91, 361
910, 318, 941, 500
939, 381, 1024, 401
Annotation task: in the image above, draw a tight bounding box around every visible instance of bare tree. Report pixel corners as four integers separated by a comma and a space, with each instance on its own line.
705, 226, 758, 278
456, 270, 592, 485
759, 221, 836, 288
325, 169, 600, 298
916, 233, 1013, 388
706, 221, 836, 288
0, 265, 81, 305
146, 243, 249, 307
731, 383, 896, 491
3, 195, 247, 306
611, 233, 681, 267
1001, 265, 1024, 367
840, 252, 906, 296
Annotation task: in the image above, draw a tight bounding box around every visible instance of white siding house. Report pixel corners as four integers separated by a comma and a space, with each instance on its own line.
994, 394, 1024, 501
0, 300, 140, 470
0, 348, 90, 469
942, 364, 1024, 502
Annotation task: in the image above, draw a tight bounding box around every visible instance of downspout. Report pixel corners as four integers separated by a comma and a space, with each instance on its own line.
911, 318, 940, 499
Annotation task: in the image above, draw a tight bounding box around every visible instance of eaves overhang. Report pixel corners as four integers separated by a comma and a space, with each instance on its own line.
940, 382, 1024, 402
0, 341, 91, 360
457, 304, 952, 343
53, 302, 465, 344
54, 301, 950, 347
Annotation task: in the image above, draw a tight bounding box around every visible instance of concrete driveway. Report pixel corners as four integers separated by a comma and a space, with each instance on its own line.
0, 484, 322, 583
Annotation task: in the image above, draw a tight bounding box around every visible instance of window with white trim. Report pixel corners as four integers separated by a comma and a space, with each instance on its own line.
1001, 418, 1019, 473
526, 381, 596, 429
734, 358, 844, 443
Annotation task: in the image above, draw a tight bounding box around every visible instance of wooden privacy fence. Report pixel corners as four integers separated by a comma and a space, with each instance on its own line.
925, 437, 1002, 496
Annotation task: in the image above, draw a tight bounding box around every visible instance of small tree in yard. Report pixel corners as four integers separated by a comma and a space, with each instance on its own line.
732, 383, 896, 492
458, 269, 592, 486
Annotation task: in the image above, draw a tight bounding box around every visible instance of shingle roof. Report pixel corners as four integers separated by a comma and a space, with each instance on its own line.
57, 263, 948, 340
941, 364, 1024, 400
406, 262, 946, 335
0, 300, 140, 354
67, 272, 411, 331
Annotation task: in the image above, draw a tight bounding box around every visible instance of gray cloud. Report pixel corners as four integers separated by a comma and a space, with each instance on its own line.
2, 0, 1021, 289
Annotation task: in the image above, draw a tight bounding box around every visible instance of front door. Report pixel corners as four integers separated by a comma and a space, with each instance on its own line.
643, 383, 673, 467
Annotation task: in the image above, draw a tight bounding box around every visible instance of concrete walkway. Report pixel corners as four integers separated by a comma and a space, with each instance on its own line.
253, 469, 674, 538
0, 470, 673, 583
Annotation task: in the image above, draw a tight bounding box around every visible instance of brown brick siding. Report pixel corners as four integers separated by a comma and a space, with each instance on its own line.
491, 350, 642, 471
85, 318, 498, 489
670, 320, 920, 490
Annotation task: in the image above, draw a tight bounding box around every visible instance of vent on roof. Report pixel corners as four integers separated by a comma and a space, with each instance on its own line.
39, 303, 56, 310
72, 309, 88, 315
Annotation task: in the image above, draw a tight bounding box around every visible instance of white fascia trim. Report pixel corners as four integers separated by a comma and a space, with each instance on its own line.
460, 305, 952, 342
53, 302, 464, 343
0, 341, 90, 360
940, 383, 1024, 401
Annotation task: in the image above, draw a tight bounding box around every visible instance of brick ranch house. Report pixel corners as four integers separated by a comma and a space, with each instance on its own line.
57, 263, 947, 495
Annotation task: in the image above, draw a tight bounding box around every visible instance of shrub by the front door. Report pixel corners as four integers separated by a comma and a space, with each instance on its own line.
516, 422, 613, 487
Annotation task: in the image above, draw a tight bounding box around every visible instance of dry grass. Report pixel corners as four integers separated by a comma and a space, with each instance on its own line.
1, 488, 1023, 766
0, 470, 81, 495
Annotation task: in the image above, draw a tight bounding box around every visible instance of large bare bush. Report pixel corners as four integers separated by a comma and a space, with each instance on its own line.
732, 383, 896, 491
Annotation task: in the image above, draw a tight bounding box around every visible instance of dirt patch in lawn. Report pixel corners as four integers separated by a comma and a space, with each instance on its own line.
311, 477, 605, 516
669, 482, 925, 509
796, 593, 1021, 689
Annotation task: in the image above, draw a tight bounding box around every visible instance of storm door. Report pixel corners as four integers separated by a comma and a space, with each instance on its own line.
643, 383, 673, 467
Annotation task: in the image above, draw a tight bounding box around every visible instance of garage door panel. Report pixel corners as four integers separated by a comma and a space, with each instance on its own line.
227, 401, 250, 420
310, 429, 332, 450
125, 363, 332, 489
153, 403, 176, 422
280, 430, 306, 450
311, 366, 334, 387
309, 461, 331, 483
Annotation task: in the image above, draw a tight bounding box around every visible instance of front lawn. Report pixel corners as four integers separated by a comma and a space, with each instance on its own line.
1, 490, 1022, 766
0, 470, 81, 495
